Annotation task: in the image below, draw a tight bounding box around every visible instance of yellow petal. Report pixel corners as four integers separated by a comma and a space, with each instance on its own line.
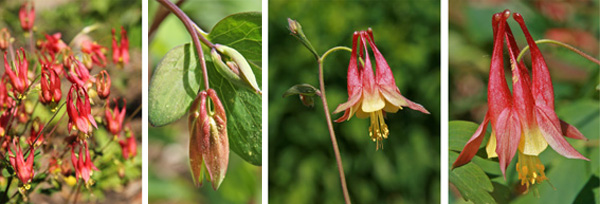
361, 90, 385, 113
518, 127, 548, 156
486, 131, 498, 158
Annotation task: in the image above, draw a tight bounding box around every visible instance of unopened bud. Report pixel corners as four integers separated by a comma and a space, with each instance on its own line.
0, 28, 12, 50
95, 70, 111, 100
213, 44, 261, 95
188, 89, 229, 190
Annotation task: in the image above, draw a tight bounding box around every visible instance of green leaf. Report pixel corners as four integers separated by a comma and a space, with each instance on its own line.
282, 84, 319, 97
449, 151, 496, 204
149, 12, 262, 165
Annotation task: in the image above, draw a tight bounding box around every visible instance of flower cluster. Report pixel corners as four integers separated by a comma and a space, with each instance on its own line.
453, 9, 588, 191
0, 1, 137, 195
333, 29, 430, 149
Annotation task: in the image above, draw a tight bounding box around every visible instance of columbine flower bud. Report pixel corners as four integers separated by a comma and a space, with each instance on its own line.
19, 2, 35, 32
4, 48, 31, 96
40, 64, 62, 106
66, 84, 97, 134
188, 89, 228, 190
0, 28, 12, 50
287, 18, 301, 35
96, 70, 111, 99
213, 44, 261, 94
105, 98, 126, 136
112, 27, 129, 66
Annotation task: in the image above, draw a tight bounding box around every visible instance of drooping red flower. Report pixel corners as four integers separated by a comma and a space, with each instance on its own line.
119, 125, 137, 160
333, 29, 429, 149
70, 140, 98, 184
112, 27, 129, 66
81, 40, 107, 68
27, 120, 44, 147
66, 84, 97, 134
96, 70, 111, 99
38, 33, 68, 57
453, 10, 588, 190
188, 89, 229, 190
4, 48, 31, 95
105, 98, 126, 135
19, 1, 35, 32
8, 139, 35, 185
66, 56, 92, 89
39, 64, 62, 105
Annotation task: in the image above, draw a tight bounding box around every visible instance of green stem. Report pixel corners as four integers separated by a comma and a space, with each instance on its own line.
517, 39, 600, 66
321, 46, 352, 63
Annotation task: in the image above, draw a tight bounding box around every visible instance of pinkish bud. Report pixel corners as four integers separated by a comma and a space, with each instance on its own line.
0, 28, 11, 50
188, 89, 228, 190
96, 70, 111, 99
105, 98, 126, 135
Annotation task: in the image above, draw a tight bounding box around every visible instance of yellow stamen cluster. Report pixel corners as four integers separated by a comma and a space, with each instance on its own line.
368, 110, 389, 150
516, 151, 548, 191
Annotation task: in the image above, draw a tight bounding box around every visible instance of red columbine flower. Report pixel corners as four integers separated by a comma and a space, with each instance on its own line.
112, 27, 129, 66
66, 56, 92, 89
71, 140, 98, 184
37, 33, 68, 58
4, 48, 30, 95
8, 139, 35, 185
119, 124, 137, 160
188, 89, 229, 190
19, 1, 35, 32
40, 64, 62, 106
81, 40, 107, 68
66, 84, 97, 134
333, 29, 430, 149
453, 10, 589, 191
96, 70, 111, 99
105, 98, 126, 136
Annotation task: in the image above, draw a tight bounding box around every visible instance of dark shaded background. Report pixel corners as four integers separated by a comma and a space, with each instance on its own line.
269, 0, 441, 203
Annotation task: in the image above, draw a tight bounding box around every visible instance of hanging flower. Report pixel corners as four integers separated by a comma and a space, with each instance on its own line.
66, 84, 97, 134
333, 29, 429, 149
119, 124, 137, 160
112, 27, 129, 66
37, 33, 68, 57
4, 48, 31, 95
8, 139, 35, 185
70, 140, 98, 185
19, 1, 35, 32
452, 10, 589, 191
188, 89, 229, 190
66, 56, 92, 89
81, 40, 107, 68
105, 98, 126, 136
39, 64, 62, 106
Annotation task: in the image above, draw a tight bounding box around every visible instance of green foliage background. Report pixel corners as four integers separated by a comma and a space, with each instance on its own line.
449, 0, 600, 203
148, 1, 262, 203
269, 0, 440, 203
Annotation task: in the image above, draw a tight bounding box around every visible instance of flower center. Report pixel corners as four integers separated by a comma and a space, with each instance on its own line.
516, 151, 547, 191
368, 110, 388, 150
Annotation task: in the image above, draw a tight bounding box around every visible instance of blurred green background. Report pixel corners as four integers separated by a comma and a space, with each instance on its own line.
449, 0, 599, 203
0, 0, 142, 202
269, 0, 440, 203
148, 1, 262, 203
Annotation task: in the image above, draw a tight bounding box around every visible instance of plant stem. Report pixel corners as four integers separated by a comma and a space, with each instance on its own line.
321, 46, 352, 62
317, 58, 351, 204
517, 39, 600, 65
156, 0, 210, 90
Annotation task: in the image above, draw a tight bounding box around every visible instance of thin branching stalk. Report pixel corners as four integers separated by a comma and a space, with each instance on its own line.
517, 39, 600, 66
